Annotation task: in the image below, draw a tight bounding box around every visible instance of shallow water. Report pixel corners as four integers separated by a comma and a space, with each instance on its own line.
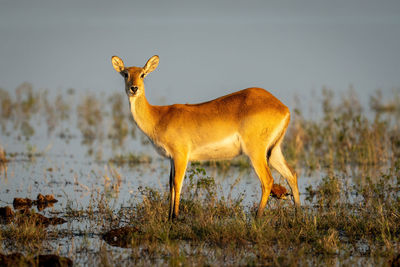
2, 88, 397, 265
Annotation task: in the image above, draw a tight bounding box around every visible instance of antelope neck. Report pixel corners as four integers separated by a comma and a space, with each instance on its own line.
129, 92, 159, 140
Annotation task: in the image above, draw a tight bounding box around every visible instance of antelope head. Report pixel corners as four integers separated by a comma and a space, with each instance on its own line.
111, 55, 159, 98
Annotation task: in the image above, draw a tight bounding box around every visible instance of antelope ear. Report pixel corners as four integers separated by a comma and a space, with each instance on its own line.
143, 55, 159, 74
111, 56, 125, 72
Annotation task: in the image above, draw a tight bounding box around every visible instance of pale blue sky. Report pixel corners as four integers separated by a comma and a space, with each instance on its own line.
1, 0, 399, 107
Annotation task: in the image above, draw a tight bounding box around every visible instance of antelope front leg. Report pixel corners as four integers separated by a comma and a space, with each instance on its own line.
248, 151, 274, 218
171, 156, 188, 219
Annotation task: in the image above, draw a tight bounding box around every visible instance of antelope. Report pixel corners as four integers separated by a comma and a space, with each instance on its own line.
111, 55, 300, 219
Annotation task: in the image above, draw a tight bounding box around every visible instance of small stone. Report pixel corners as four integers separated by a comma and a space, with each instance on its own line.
13, 198, 33, 209
0, 206, 14, 218
102, 226, 139, 248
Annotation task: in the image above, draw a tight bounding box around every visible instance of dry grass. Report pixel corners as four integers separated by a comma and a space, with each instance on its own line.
92, 163, 399, 265
285, 88, 400, 172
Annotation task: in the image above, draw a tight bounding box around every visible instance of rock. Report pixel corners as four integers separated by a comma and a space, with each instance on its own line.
0, 206, 14, 218
102, 226, 140, 248
13, 194, 58, 211
13, 198, 33, 209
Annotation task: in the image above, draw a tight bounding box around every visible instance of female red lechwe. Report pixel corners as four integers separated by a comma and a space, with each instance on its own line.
111, 55, 300, 219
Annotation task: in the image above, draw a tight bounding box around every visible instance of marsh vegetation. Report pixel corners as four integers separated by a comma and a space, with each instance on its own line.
0, 83, 399, 266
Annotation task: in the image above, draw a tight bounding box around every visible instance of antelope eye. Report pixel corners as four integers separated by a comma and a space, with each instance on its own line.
140, 73, 145, 79
122, 72, 128, 79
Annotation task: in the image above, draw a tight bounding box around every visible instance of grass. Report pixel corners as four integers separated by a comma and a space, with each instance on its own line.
1, 212, 48, 253
98, 164, 399, 265
284, 88, 399, 171
108, 153, 152, 166
5, 165, 397, 265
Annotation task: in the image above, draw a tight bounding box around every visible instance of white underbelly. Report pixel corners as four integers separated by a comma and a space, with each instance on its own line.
189, 133, 242, 161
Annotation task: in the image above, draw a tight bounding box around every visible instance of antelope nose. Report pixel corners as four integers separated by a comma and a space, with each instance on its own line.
130, 86, 138, 93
